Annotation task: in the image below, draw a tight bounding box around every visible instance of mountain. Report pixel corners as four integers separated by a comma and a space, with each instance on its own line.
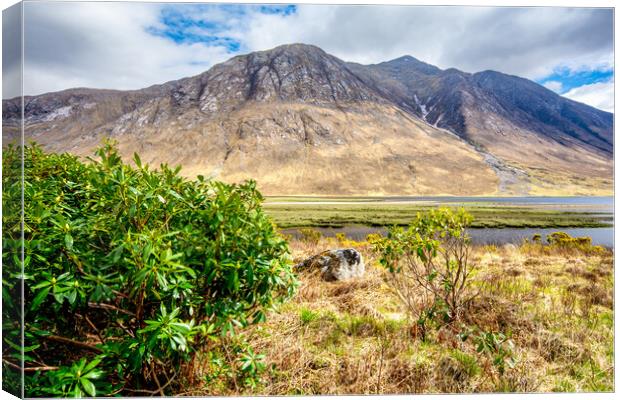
2, 43, 613, 195
348, 57, 613, 194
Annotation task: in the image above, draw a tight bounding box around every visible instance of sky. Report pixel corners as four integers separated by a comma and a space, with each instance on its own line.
3, 2, 614, 112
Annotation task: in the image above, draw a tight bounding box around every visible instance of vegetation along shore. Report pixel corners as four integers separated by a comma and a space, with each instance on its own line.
263, 200, 613, 229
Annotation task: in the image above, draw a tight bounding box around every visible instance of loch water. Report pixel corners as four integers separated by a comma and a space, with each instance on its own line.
281, 196, 614, 248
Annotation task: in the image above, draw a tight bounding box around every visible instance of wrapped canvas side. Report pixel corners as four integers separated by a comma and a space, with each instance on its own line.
2, 2, 24, 398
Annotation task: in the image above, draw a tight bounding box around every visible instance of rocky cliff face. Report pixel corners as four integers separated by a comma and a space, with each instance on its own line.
350, 56, 613, 194
3, 43, 613, 195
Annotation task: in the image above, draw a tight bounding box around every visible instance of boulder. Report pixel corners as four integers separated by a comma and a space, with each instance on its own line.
295, 248, 365, 281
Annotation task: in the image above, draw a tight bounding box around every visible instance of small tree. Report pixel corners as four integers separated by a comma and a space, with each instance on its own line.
372, 208, 477, 336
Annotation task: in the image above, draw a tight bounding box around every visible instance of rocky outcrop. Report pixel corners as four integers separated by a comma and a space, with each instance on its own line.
295, 248, 365, 281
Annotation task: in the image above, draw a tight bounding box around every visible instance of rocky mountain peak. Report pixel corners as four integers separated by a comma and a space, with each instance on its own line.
183, 42, 384, 112
265, 42, 329, 56
379, 55, 442, 76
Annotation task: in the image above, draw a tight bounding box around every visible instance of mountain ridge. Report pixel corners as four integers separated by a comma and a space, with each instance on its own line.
2, 43, 613, 196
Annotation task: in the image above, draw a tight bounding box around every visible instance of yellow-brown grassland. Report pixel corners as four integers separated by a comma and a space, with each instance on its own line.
183, 232, 613, 395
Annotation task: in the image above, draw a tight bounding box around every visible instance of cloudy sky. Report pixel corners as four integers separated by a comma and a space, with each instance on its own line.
4, 2, 614, 112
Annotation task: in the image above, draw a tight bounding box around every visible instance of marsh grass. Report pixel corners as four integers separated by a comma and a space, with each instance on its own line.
264, 202, 612, 228
182, 234, 613, 395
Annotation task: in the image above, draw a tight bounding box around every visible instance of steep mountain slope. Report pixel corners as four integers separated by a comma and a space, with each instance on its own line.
2, 44, 613, 195
349, 57, 613, 194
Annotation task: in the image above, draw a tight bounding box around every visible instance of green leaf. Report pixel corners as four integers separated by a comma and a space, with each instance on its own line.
83, 357, 101, 373
31, 280, 52, 290
80, 378, 96, 397
242, 359, 253, 371
83, 370, 103, 380
169, 189, 183, 200
22, 343, 41, 352
133, 153, 142, 168
53, 292, 65, 304
65, 234, 74, 251
66, 289, 77, 305
30, 287, 50, 311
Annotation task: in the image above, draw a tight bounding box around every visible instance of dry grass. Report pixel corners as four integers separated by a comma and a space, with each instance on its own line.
186, 236, 613, 395
27, 101, 502, 196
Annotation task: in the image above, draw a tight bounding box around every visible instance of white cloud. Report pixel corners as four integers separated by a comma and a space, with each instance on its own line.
20, 2, 233, 97
7, 3, 614, 98
3, 3, 21, 99
562, 80, 614, 112
235, 5, 613, 80
542, 80, 563, 93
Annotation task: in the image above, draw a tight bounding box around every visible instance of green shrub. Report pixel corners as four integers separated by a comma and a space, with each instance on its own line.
335, 232, 347, 245
299, 228, 321, 245
547, 231, 574, 245
546, 231, 606, 255
372, 208, 477, 333
2, 143, 24, 397
2, 142, 297, 396
365, 233, 383, 244
460, 328, 516, 376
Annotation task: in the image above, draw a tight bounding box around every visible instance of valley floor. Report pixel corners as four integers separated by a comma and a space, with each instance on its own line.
263, 199, 613, 229
185, 236, 613, 395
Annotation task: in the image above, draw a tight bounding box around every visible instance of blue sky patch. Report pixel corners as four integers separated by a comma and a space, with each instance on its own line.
146, 4, 297, 53
259, 5, 297, 15
538, 68, 614, 94
146, 6, 241, 51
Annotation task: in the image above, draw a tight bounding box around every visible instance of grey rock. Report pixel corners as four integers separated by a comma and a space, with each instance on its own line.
295, 248, 365, 281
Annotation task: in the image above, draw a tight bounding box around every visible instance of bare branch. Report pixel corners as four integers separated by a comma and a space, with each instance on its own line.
88, 302, 135, 316
42, 334, 102, 354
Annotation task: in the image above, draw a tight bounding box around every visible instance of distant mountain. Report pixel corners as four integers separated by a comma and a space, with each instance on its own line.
3, 43, 612, 195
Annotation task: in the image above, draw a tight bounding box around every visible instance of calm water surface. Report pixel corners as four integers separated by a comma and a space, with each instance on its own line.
271, 196, 613, 211
280, 196, 614, 247
282, 226, 614, 248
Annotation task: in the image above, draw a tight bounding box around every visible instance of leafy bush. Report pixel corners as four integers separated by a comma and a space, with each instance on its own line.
521, 231, 607, 256
2, 142, 297, 396
2, 143, 24, 397
41, 357, 112, 397
372, 208, 477, 337
298, 228, 321, 245
335, 232, 348, 246
460, 328, 516, 377
547, 232, 604, 253
365, 233, 383, 244
335, 232, 365, 248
